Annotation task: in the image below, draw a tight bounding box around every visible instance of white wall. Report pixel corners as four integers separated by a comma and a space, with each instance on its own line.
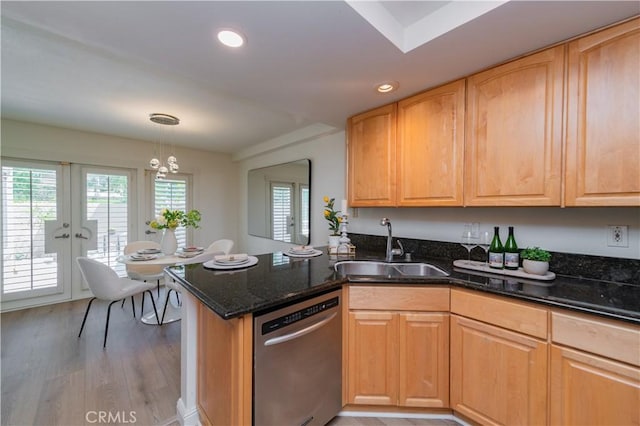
5, 118, 637, 261
1, 119, 239, 248
238, 129, 639, 260
237, 131, 346, 254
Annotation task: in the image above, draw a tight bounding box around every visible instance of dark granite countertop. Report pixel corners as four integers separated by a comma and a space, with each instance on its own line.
166, 248, 640, 324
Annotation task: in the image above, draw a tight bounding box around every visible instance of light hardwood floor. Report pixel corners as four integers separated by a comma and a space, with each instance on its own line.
1, 297, 181, 426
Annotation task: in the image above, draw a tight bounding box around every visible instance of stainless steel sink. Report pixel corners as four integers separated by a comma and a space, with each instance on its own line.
334, 261, 449, 278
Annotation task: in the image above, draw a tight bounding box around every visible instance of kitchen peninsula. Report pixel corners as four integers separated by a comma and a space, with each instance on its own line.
166, 249, 639, 426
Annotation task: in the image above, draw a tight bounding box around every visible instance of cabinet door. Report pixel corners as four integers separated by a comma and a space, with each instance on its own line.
550, 345, 640, 425
565, 18, 640, 206
347, 104, 397, 206
398, 313, 449, 407
347, 310, 398, 405
451, 315, 547, 425
397, 80, 465, 206
465, 46, 564, 206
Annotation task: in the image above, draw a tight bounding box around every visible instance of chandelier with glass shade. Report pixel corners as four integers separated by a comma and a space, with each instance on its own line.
148, 113, 180, 180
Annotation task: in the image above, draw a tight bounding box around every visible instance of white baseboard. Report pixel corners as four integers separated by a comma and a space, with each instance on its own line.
337, 410, 471, 426
176, 397, 200, 426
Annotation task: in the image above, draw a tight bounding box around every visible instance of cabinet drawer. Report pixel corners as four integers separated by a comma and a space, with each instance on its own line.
552, 311, 640, 366
451, 289, 548, 339
348, 286, 449, 311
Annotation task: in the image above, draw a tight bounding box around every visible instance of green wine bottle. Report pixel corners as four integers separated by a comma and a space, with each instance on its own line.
504, 226, 519, 270
488, 226, 504, 269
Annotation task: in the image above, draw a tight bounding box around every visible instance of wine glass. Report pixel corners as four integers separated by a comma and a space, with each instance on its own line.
478, 231, 491, 268
460, 229, 478, 265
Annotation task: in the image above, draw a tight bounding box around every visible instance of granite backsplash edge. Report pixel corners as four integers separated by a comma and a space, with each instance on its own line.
348, 233, 640, 285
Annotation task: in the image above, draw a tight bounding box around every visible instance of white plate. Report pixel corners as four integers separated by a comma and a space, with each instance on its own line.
176, 250, 204, 258
181, 246, 203, 252
129, 254, 158, 261
289, 246, 315, 254
204, 256, 259, 270
289, 248, 315, 255
137, 248, 161, 255
284, 249, 323, 258
214, 258, 250, 266
214, 254, 250, 264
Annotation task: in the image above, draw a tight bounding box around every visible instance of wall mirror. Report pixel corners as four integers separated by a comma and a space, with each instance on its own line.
248, 159, 311, 245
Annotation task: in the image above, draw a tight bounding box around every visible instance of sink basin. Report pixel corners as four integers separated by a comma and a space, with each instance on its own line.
334, 261, 449, 278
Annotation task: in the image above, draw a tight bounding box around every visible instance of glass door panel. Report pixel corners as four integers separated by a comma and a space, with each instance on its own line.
1, 160, 67, 300
82, 168, 132, 278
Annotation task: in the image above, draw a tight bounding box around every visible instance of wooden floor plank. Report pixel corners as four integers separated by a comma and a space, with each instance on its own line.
1, 298, 181, 426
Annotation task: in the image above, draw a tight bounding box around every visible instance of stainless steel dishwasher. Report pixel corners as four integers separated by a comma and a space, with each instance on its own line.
254, 289, 342, 426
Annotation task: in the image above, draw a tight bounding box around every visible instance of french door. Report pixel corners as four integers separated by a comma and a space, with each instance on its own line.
1, 159, 135, 310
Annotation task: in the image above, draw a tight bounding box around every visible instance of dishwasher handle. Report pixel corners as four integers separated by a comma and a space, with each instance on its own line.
263, 311, 337, 347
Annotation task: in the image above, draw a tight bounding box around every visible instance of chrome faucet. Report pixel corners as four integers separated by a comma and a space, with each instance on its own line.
380, 218, 404, 262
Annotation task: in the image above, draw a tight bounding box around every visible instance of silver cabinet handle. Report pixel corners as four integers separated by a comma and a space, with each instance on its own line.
145, 230, 156, 235
75, 233, 88, 239
55, 233, 70, 239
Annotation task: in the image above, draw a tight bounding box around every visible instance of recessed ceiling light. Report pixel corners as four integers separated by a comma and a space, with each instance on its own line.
376, 81, 399, 93
217, 29, 245, 48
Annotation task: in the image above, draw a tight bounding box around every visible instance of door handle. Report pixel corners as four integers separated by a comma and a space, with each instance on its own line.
55, 233, 70, 239
75, 233, 88, 239
145, 230, 157, 235
263, 312, 338, 346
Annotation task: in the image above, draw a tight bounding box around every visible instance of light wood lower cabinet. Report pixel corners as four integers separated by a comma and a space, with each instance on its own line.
549, 345, 640, 425
197, 302, 252, 426
450, 315, 548, 425
345, 286, 450, 408
549, 310, 640, 425
347, 310, 450, 408
347, 310, 398, 405
450, 289, 549, 425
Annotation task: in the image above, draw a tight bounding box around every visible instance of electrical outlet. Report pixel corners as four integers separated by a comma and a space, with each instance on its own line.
607, 225, 628, 247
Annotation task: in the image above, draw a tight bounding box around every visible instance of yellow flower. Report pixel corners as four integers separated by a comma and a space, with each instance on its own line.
323, 196, 341, 236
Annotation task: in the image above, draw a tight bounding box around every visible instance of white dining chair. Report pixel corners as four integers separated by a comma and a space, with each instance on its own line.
76, 257, 160, 347
207, 239, 234, 255
124, 240, 165, 298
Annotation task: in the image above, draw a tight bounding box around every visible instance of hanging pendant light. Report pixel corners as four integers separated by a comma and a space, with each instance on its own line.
148, 113, 180, 180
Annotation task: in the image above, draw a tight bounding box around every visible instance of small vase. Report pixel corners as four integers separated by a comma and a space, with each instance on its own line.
161, 228, 178, 255
522, 259, 549, 276
328, 235, 341, 249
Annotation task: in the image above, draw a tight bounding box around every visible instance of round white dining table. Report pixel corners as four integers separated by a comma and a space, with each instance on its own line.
117, 251, 222, 325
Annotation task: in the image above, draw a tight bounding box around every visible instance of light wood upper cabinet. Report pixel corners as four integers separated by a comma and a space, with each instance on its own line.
565, 17, 640, 206
347, 104, 397, 207
465, 45, 565, 206
397, 80, 466, 206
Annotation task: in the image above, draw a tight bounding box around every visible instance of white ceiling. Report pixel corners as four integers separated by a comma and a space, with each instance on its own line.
2, 1, 638, 156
